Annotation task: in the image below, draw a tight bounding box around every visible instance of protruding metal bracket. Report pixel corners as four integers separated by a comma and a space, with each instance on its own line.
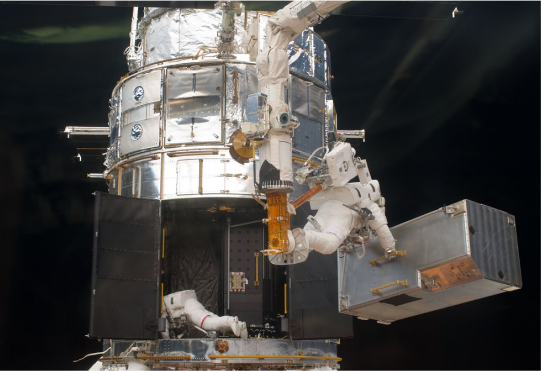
230, 272, 246, 292
369, 250, 406, 267
339, 295, 348, 310
370, 279, 408, 296
443, 201, 465, 216
337, 129, 365, 140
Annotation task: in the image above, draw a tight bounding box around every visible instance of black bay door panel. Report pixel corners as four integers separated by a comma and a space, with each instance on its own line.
90, 192, 161, 339
288, 205, 353, 339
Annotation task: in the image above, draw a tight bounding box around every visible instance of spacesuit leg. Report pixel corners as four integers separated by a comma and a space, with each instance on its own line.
184, 298, 248, 338
290, 200, 360, 255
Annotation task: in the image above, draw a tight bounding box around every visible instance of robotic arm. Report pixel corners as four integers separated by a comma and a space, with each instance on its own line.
255, 1, 348, 129
239, 1, 348, 260
235, 1, 395, 264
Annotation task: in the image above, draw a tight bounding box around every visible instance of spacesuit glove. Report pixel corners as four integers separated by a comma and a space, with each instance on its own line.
385, 247, 397, 260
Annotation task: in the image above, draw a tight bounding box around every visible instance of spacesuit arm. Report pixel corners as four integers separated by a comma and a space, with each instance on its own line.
366, 202, 396, 254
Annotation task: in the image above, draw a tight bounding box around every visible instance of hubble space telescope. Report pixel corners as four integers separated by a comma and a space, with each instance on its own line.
64, 2, 522, 369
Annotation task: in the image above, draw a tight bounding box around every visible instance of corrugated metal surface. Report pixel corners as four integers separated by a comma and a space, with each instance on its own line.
340, 208, 468, 312
288, 30, 312, 80
287, 30, 330, 88
313, 34, 326, 83
466, 200, 522, 287
290, 74, 325, 154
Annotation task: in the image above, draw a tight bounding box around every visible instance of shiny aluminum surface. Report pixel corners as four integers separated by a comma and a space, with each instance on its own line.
102, 9, 336, 202
109, 149, 256, 199
141, 8, 258, 65
119, 116, 161, 157
224, 63, 258, 142
324, 96, 335, 144
122, 70, 162, 112
107, 62, 327, 171
338, 202, 520, 323
257, 13, 269, 56
165, 65, 224, 145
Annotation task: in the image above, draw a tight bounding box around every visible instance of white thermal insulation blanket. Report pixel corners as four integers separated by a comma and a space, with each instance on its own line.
256, 1, 348, 115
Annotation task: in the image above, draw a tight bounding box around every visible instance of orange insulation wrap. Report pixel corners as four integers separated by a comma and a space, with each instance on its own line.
266, 191, 290, 254
291, 184, 323, 209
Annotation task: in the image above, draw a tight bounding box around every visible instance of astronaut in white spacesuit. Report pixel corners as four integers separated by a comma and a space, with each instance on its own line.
160, 290, 248, 339
288, 180, 396, 259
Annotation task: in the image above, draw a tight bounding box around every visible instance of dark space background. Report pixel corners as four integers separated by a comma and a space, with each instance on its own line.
0, 1, 539, 370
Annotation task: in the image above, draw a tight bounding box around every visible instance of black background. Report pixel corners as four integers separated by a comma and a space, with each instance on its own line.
0, 2, 539, 370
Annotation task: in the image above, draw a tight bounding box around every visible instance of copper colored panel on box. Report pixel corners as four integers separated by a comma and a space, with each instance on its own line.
421, 257, 483, 292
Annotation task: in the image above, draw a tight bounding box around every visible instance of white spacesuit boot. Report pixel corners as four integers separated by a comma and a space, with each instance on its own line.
239, 320, 248, 339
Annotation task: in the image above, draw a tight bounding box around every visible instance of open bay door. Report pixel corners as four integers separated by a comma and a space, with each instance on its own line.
288, 206, 353, 339
288, 253, 354, 339
89, 192, 162, 340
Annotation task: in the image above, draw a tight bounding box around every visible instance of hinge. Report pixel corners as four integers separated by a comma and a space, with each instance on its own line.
443, 201, 465, 216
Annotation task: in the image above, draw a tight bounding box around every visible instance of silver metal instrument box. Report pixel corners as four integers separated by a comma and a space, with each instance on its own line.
338, 199, 521, 323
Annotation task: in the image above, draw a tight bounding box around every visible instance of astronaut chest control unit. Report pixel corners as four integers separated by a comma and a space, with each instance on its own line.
65, 2, 522, 370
